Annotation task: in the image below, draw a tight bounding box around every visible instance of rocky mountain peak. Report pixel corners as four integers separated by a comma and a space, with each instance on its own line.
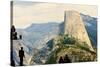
64, 10, 94, 51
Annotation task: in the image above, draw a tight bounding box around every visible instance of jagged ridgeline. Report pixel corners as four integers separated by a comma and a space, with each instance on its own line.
46, 11, 97, 64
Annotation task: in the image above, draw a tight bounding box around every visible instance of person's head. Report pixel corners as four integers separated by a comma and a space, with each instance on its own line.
21, 47, 23, 50
60, 56, 63, 59
12, 25, 15, 29
65, 54, 68, 58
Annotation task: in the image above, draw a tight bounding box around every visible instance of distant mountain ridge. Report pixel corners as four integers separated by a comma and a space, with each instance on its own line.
81, 14, 97, 48
17, 13, 97, 49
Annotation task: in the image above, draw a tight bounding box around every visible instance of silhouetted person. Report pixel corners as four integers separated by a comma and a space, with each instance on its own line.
11, 25, 16, 40
11, 25, 18, 40
11, 25, 16, 33
64, 54, 71, 63
59, 56, 64, 63
11, 25, 15, 66
19, 35, 22, 39
19, 47, 25, 66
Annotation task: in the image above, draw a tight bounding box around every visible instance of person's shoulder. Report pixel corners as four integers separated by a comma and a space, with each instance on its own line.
19, 50, 21, 52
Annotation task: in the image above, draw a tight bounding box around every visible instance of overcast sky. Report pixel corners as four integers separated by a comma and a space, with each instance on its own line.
13, 1, 97, 28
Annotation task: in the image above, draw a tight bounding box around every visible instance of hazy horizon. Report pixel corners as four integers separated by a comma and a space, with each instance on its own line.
13, 1, 97, 28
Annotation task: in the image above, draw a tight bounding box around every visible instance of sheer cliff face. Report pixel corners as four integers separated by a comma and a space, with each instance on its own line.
64, 11, 94, 51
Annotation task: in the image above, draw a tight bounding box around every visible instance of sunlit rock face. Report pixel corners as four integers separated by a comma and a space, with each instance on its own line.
64, 10, 94, 51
